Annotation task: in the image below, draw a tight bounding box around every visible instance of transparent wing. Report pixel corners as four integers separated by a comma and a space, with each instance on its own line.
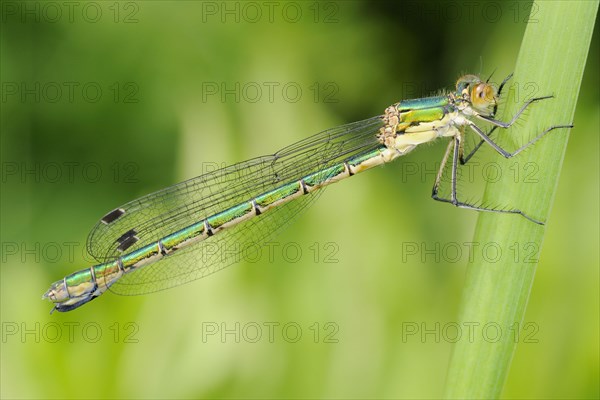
87, 116, 385, 262
104, 192, 321, 295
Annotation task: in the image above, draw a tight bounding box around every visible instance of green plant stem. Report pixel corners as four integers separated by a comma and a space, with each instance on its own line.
444, 1, 598, 398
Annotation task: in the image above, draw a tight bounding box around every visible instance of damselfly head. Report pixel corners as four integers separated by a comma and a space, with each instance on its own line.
456, 74, 497, 116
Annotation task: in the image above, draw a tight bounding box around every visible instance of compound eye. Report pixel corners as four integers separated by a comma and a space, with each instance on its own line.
472, 83, 496, 109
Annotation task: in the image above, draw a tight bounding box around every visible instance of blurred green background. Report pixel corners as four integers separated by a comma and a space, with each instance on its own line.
1, 1, 597, 398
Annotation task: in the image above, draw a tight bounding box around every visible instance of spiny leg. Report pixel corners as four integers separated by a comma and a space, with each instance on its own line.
465, 98, 573, 162
431, 136, 546, 225
461, 126, 497, 165
434, 76, 572, 224
477, 95, 554, 128
431, 139, 455, 204
491, 72, 514, 116
468, 123, 574, 159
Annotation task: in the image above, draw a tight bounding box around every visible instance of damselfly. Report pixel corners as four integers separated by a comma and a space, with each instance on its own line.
43, 74, 572, 312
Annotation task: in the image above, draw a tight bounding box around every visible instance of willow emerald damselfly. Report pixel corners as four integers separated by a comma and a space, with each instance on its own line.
43, 73, 572, 312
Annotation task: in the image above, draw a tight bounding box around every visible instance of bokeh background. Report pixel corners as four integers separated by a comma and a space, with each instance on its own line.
1, 1, 598, 398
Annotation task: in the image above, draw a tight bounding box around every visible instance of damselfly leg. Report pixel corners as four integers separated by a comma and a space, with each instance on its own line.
432, 89, 573, 224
